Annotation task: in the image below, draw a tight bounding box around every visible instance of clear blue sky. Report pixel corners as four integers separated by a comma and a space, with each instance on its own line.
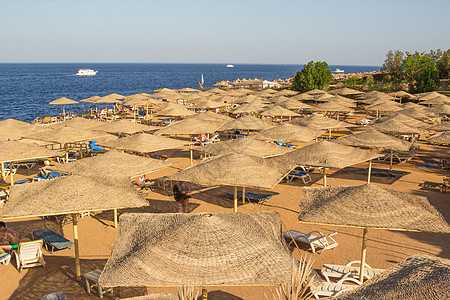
1, 0, 449, 65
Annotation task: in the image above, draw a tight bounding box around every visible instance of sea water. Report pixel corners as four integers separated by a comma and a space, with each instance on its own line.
0, 63, 379, 122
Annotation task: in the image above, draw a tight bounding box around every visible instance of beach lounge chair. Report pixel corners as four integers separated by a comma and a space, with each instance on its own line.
286, 170, 312, 184
226, 190, 273, 204
31, 228, 74, 254
282, 230, 338, 254
321, 261, 385, 282
3, 162, 18, 179
56, 151, 78, 163
311, 278, 361, 299
88, 141, 107, 154
368, 168, 408, 178
33, 171, 64, 182
0, 252, 11, 265
13, 240, 47, 272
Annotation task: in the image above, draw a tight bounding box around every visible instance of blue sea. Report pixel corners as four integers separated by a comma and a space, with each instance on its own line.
0, 63, 380, 123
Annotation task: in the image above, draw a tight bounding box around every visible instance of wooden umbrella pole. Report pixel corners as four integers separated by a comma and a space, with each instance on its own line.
202, 287, 208, 300
323, 168, 327, 187
189, 135, 193, 166
1, 161, 5, 181
233, 186, 238, 212
10, 161, 14, 186
367, 160, 372, 184
390, 149, 394, 171
72, 213, 81, 281
114, 209, 118, 228
63, 104, 66, 120
328, 128, 332, 138
65, 143, 69, 164
359, 228, 368, 283
242, 187, 246, 205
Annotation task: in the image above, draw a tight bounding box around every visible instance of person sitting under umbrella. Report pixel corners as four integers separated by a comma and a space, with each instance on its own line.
0, 221, 19, 254
173, 181, 191, 213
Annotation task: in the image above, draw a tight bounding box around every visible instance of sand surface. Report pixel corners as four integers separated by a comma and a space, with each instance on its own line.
0, 117, 449, 300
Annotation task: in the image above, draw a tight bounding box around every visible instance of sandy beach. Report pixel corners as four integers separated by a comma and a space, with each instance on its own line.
0, 110, 448, 300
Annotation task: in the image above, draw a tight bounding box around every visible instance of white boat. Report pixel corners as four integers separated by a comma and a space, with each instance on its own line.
75, 69, 98, 76
333, 68, 344, 73
226, 64, 234, 68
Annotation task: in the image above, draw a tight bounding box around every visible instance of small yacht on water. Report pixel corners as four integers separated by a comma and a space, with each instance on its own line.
226, 64, 234, 68
333, 68, 344, 73
75, 69, 98, 76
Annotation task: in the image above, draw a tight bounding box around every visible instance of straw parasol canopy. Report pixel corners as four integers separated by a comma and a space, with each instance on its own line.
298, 184, 450, 282
305, 89, 327, 95
255, 89, 278, 98
335, 129, 412, 152
311, 102, 354, 113
276, 141, 382, 169
0, 119, 40, 142
426, 131, 450, 144
178, 87, 200, 93
49, 149, 177, 177
400, 107, 437, 120
0, 140, 56, 162
289, 115, 350, 130
122, 94, 162, 106
98, 93, 125, 103
420, 96, 450, 105
329, 88, 364, 95
413, 91, 447, 101
371, 119, 422, 135
23, 126, 111, 144
428, 122, 450, 132
233, 95, 265, 104
290, 93, 314, 101
98, 133, 189, 153
154, 103, 196, 117
387, 91, 413, 99
192, 99, 227, 109
0, 175, 148, 219
381, 113, 427, 128
98, 211, 297, 287
199, 138, 293, 158
230, 101, 268, 114
153, 88, 174, 93
92, 119, 158, 135
279, 99, 313, 110
155, 112, 231, 135
365, 101, 403, 113
49, 97, 79, 105
79, 96, 101, 103
260, 105, 301, 117
253, 124, 324, 144
219, 115, 274, 131
430, 104, 450, 115
335, 255, 450, 300
356, 91, 390, 100
276, 89, 299, 96
169, 153, 292, 189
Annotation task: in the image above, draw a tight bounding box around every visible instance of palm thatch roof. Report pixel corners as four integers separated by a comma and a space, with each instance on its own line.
329, 88, 364, 95
233, 95, 265, 104
260, 105, 301, 117
155, 119, 225, 135
98, 211, 296, 287
305, 89, 327, 95
426, 131, 450, 144
335, 129, 412, 151
80, 96, 101, 103
387, 91, 413, 98
92, 119, 158, 135
365, 101, 403, 112
219, 115, 274, 131
311, 102, 354, 112
402, 102, 427, 110
420, 96, 450, 105
253, 124, 324, 144
168, 153, 292, 189
178, 87, 200, 93
356, 91, 390, 100
255, 90, 278, 98
428, 122, 450, 132
122, 94, 162, 106
430, 104, 450, 115
289, 115, 350, 130
279, 99, 313, 110
154, 103, 196, 117
335, 255, 450, 300
230, 101, 268, 114
98, 93, 125, 103
413, 91, 447, 101
371, 119, 422, 135
275, 141, 382, 169
290, 93, 314, 101
299, 184, 450, 232
23, 126, 111, 144
381, 113, 427, 128
192, 100, 227, 109
400, 107, 436, 120
0, 175, 147, 219
199, 138, 293, 158
49, 97, 79, 105
276, 89, 299, 96
49, 150, 177, 177
98, 133, 188, 153
0, 140, 56, 162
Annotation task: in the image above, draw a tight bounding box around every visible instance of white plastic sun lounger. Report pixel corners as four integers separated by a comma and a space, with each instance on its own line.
321, 260, 385, 282
311, 277, 361, 299
283, 230, 338, 254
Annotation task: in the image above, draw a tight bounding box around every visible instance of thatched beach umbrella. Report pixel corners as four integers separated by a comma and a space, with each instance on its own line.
45, 117, 100, 130
219, 115, 274, 132
428, 122, 450, 132
178, 87, 200, 93
305, 89, 327, 95
430, 104, 450, 116
298, 184, 450, 282
260, 105, 301, 121
365, 101, 403, 117
0, 175, 148, 281
192, 99, 227, 110
49, 97, 79, 119
371, 119, 422, 135
230, 101, 268, 114
329, 88, 364, 96
169, 153, 293, 211
335, 129, 412, 171
199, 138, 293, 158
289, 115, 350, 130
290, 93, 314, 101
426, 131, 450, 145
154, 103, 196, 117
98, 211, 297, 291
279, 99, 313, 110
276, 89, 299, 96
388, 90, 413, 100
335, 255, 450, 299
0, 140, 56, 183
98, 133, 189, 153
93, 119, 158, 135
381, 113, 427, 128
311, 102, 354, 119
0, 118, 40, 142
419, 96, 450, 106
275, 141, 382, 186
253, 123, 324, 144
80, 96, 101, 103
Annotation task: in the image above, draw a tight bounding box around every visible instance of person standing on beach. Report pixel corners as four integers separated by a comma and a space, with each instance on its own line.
0, 221, 19, 253
173, 181, 191, 213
